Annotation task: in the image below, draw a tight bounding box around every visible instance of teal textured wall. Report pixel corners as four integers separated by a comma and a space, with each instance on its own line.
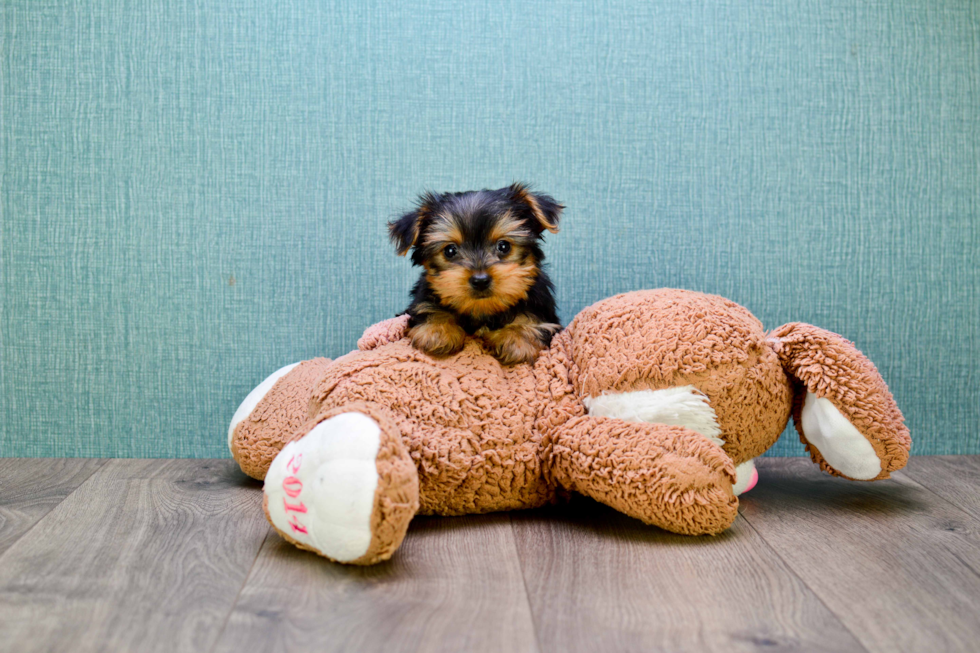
1, 1, 977, 458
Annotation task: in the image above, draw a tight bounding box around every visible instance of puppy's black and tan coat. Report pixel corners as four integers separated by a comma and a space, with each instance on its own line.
389, 183, 563, 365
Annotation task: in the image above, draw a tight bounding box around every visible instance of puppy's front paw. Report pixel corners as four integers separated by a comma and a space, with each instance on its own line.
489, 333, 544, 365
483, 317, 558, 365
409, 319, 466, 357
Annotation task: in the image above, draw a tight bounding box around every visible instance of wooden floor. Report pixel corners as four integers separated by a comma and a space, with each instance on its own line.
1, 457, 979, 652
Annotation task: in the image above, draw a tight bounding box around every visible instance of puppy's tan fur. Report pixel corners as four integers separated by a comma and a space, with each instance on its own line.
427, 259, 539, 320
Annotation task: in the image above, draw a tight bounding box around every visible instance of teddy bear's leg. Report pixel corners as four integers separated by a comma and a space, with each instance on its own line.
228, 358, 334, 480
550, 415, 739, 535
770, 323, 911, 481
263, 402, 420, 565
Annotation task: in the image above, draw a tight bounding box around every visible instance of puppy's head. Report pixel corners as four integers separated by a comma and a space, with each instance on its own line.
389, 183, 563, 318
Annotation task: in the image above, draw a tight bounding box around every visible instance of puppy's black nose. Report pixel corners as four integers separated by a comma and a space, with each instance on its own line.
469, 272, 492, 291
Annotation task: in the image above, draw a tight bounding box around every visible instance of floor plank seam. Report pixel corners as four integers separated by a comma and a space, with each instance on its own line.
0, 458, 110, 566
207, 526, 275, 653
894, 469, 980, 524
508, 514, 546, 653
735, 513, 873, 653
890, 470, 980, 581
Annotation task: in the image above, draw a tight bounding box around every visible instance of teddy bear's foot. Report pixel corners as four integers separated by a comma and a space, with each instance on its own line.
263, 405, 419, 565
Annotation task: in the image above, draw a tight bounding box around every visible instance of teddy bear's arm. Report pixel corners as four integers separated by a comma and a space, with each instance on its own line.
550, 415, 739, 535
770, 323, 911, 481
357, 315, 411, 351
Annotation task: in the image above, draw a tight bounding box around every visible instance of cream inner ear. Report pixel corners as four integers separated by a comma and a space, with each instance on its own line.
583, 386, 724, 447
800, 392, 882, 480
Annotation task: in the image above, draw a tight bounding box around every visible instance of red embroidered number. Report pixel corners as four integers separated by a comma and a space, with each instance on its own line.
282, 454, 308, 534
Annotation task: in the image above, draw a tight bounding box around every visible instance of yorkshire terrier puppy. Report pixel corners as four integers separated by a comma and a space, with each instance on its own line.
389, 183, 563, 365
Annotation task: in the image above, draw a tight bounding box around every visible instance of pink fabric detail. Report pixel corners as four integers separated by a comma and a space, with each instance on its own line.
283, 498, 308, 514
288, 515, 308, 534
282, 476, 303, 498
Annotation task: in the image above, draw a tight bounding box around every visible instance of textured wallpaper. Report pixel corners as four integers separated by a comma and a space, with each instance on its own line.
1, 0, 977, 457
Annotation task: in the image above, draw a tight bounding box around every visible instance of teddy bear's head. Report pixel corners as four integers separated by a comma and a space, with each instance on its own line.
558, 289, 793, 465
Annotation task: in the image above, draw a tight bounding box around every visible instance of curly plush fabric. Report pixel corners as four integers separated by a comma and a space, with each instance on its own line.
231, 288, 912, 564
310, 339, 560, 515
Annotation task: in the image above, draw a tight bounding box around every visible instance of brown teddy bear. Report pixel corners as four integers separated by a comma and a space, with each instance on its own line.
228, 289, 910, 565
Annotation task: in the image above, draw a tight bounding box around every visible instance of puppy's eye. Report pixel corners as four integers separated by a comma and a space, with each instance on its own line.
443, 244, 458, 259
495, 240, 511, 255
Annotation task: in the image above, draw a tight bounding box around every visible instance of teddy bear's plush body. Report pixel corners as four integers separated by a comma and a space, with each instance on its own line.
229, 289, 910, 565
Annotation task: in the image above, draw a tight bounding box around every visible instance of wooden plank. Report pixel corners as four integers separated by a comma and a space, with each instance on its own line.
213, 513, 539, 653
0, 458, 106, 555
0, 459, 270, 653
740, 457, 980, 653
511, 497, 866, 653
902, 456, 980, 522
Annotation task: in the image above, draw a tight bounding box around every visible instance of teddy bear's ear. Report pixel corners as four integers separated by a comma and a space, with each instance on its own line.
509, 182, 562, 234
388, 191, 440, 255
769, 323, 911, 481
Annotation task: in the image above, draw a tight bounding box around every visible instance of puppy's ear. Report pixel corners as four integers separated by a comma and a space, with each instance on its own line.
388, 192, 438, 255
509, 183, 563, 234
388, 210, 422, 256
